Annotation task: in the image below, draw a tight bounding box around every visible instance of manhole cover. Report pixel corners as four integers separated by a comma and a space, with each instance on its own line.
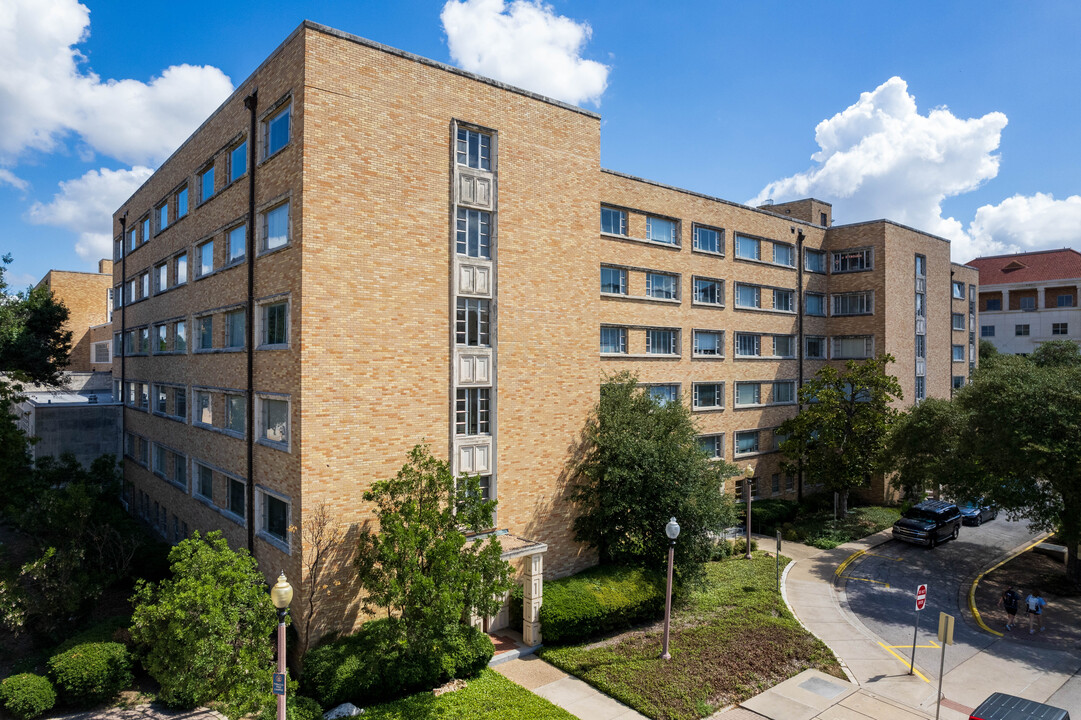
798, 677, 847, 699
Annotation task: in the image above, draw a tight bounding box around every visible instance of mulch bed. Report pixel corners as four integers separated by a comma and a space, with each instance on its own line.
975, 546, 1081, 647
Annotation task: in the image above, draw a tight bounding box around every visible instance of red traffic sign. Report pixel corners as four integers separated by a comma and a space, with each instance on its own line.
915, 584, 928, 611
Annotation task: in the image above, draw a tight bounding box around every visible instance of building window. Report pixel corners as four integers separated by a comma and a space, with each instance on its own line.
985, 298, 1001, 311
456, 208, 490, 258
981, 325, 995, 337
735, 333, 761, 357
952, 345, 965, 362
735, 283, 761, 309
157, 202, 169, 232
832, 291, 874, 316
176, 186, 188, 218
128, 226, 138, 253
195, 464, 213, 501
155, 324, 168, 352
693, 225, 721, 254
692, 277, 723, 305
263, 202, 290, 252
225, 310, 245, 349
915, 375, 926, 401
260, 397, 289, 446
805, 336, 826, 359
138, 328, 150, 354
155, 263, 168, 293
693, 330, 723, 357
735, 382, 761, 407
155, 385, 167, 414
228, 224, 246, 263
141, 272, 150, 299
456, 127, 491, 170
601, 206, 626, 236
735, 430, 760, 456
773, 243, 795, 267
952, 281, 966, 299
261, 491, 290, 544
774, 335, 796, 358
198, 240, 215, 277
734, 234, 761, 260
455, 388, 490, 435
264, 102, 291, 158
197, 316, 214, 350
153, 444, 168, 477
773, 381, 796, 404
771, 474, 781, 495
693, 383, 724, 410
228, 477, 246, 519
92, 341, 111, 364
195, 391, 213, 425
173, 387, 186, 420
600, 326, 626, 354
805, 293, 825, 316
915, 254, 926, 277
647, 384, 679, 405
1015, 324, 1030, 336
645, 272, 678, 300
832, 335, 874, 359
176, 253, 188, 284
174, 455, 187, 489
915, 292, 926, 318
952, 313, 965, 331
261, 302, 289, 347
141, 216, 150, 245
1019, 296, 1036, 311
175, 320, 187, 353
952, 376, 965, 390
915, 334, 926, 359
698, 434, 724, 459
773, 289, 794, 312
645, 329, 678, 355
646, 216, 677, 246
199, 165, 215, 203
455, 298, 490, 346
225, 394, 246, 434
832, 248, 873, 273
1053, 322, 1068, 335
1058, 294, 1075, 308
805, 249, 826, 273
230, 140, 248, 182
600, 266, 627, 295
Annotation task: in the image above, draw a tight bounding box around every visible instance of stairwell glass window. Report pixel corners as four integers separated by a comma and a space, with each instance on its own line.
600, 326, 626, 354
693, 225, 721, 254
915, 292, 926, 318
952, 313, 965, 331
456, 298, 490, 346
693, 330, 723, 357
646, 272, 678, 300
735, 283, 760, 309
198, 240, 214, 277
832, 248, 873, 273
952, 281, 966, 299
230, 141, 247, 182
693, 383, 724, 410
735, 382, 761, 407
832, 335, 874, 359
600, 266, 627, 295
773, 289, 794, 312
225, 310, 245, 349
264, 102, 291, 158
915, 334, 926, 359
981, 325, 995, 337
261, 302, 289, 347
646, 216, 677, 246
455, 388, 490, 435
456, 128, 491, 170
176, 186, 188, 219
1053, 323, 1068, 335
805, 336, 826, 359
805, 293, 825, 316
773, 243, 795, 267
693, 278, 723, 305
260, 397, 289, 446
735, 234, 761, 261
199, 165, 215, 203
833, 291, 873, 316
805, 249, 826, 273
263, 202, 290, 252
646, 329, 678, 355
601, 207, 626, 236
735, 430, 760, 456
228, 224, 246, 263
698, 434, 724, 459
456, 209, 490, 258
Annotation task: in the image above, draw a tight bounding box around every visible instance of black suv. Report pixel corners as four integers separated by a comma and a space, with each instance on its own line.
892, 500, 962, 547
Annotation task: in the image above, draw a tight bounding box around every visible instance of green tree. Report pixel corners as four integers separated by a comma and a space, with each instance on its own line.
130, 531, 276, 719
0, 254, 72, 388
977, 339, 1001, 370
569, 372, 739, 583
886, 398, 966, 503
778, 355, 903, 515
354, 445, 512, 675
1031, 339, 1081, 368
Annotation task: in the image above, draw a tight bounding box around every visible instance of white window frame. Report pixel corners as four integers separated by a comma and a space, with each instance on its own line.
952, 281, 966, 300
692, 330, 724, 357
600, 326, 627, 355
600, 206, 627, 236
735, 332, 762, 357
773, 335, 796, 358
645, 272, 679, 301
698, 434, 725, 460
257, 394, 291, 451
692, 382, 725, 411
773, 288, 795, 313
258, 297, 291, 349
734, 430, 761, 457
735, 283, 761, 309
194, 389, 214, 427
600, 266, 627, 295
262, 101, 292, 160
197, 240, 215, 277
804, 249, 826, 273
772, 242, 796, 267
734, 382, 762, 407
832, 247, 873, 273
952, 345, 965, 362
261, 200, 291, 253
224, 393, 247, 436
952, 313, 965, 331
692, 277, 724, 306
805, 292, 826, 316
645, 216, 679, 246
805, 335, 826, 359
831, 291, 874, 316
734, 234, 761, 261
831, 335, 875, 359
692, 224, 723, 255
645, 328, 679, 355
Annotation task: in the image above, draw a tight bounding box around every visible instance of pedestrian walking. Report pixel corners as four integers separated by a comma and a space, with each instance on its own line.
1025, 589, 1046, 634
998, 586, 1020, 630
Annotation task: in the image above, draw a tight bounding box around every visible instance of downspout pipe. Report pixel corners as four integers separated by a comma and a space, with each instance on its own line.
119, 214, 128, 485
796, 230, 805, 503
244, 90, 258, 553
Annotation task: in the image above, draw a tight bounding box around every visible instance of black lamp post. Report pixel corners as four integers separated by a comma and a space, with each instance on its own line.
661, 516, 680, 660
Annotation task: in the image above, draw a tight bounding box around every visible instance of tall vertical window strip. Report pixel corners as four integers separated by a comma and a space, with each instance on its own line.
693, 226, 720, 253
228, 224, 246, 262
734, 234, 760, 260
455, 298, 490, 346
264, 203, 289, 251
265, 103, 291, 157
600, 266, 627, 295
456, 209, 491, 258
455, 388, 491, 435
646, 216, 677, 245
200, 166, 215, 202
176, 187, 188, 218
230, 141, 247, 182
456, 128, 491, 170
915, 254, 926, 277
600, 327, 626, 354
600, 207, 626, 235
646, 329, 677, 355
262, 302, 288, 346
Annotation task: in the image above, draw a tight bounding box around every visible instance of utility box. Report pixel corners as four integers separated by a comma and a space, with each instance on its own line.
969, 692, 1070, 720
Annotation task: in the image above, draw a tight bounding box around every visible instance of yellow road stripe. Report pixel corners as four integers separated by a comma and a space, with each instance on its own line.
968, 534, 1049, 638
884, 643, 939, 649
863, 552, 903, 561
877, 642, 930, 682
839, 575, 891, 587
835, 549, 866, 578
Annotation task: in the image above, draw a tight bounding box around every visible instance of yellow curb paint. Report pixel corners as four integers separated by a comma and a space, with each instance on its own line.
839, 575, 891, 587
835, 549, 866, 578
884, 643, 939, 649
968, 534, 1050, 638
878, 641, 930, 682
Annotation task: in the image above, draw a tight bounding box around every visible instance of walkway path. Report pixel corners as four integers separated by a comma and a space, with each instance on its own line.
494, 654, 648, 720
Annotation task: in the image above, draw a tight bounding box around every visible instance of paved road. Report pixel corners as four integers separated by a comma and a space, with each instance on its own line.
841, 514, 1036, 677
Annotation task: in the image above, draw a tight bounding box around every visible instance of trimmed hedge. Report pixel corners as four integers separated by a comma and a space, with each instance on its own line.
301, 619, 493, 708
537, 565, 666, 645
257, 695, 323, 720
0, 673, 56, 720
750, 499, 799, 535
54, 615, 132, 654
47, 641, 133, 706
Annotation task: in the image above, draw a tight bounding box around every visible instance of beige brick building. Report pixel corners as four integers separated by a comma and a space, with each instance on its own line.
34, 260, 114, 373
111, 21, 976, 645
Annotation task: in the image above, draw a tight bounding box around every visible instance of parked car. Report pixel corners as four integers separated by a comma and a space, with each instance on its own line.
969, 691, 1070, 719
958, 498, 998, 526
891, 500, 962, 547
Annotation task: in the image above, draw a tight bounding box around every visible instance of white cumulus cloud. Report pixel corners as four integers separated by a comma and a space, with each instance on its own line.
0, 169, 28, 191
441, 0, 609, 106
0, 0, 234, 166
960, 193, 1081, 260
26, 166, 154, 261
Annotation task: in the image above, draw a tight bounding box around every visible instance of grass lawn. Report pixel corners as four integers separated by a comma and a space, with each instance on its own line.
787, 505, 900, 549
540, 553, 843, 720
360, 668, 577, 720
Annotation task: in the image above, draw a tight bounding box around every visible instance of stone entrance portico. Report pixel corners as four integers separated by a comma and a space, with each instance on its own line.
471, 532, 547, 647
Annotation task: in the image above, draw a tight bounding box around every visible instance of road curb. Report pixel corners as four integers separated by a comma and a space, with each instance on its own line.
780, 555, 859, 685
965, 532, 1050, 638
832, 529, 895, 588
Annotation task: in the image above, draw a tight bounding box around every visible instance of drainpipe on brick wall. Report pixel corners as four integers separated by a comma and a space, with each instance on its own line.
119, 214, 128, 482
796, 229, 805, 503
949, 269, 955, 400
244, 89, 258, 553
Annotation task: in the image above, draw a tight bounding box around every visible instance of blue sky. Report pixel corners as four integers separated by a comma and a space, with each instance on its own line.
2, 0, 1079, 288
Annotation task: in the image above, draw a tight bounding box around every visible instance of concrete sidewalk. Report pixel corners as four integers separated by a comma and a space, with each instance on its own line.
494, 654, 648, 720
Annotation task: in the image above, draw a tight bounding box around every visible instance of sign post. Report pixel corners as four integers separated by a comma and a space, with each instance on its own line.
910, 583, 927, 675
935, 612, 955, 720
775, 530, 782, 593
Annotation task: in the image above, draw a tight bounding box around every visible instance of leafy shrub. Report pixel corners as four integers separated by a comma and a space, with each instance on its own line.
47, 641, 133, 706
257, 695, 323, 720
731, 538, 758, 555
301, 618, 493, 708
539, 565, 665, 645
750, 499, 799, 535
54, 615, 132, 654
0, 673, 56, 720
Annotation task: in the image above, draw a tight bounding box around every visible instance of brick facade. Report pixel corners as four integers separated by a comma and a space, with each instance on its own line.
35, 261, 113, 373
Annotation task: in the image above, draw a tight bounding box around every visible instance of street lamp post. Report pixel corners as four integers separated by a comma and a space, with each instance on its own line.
661, 517, 680, 660
270, 572, 293, 720
743, 465, 755, 559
